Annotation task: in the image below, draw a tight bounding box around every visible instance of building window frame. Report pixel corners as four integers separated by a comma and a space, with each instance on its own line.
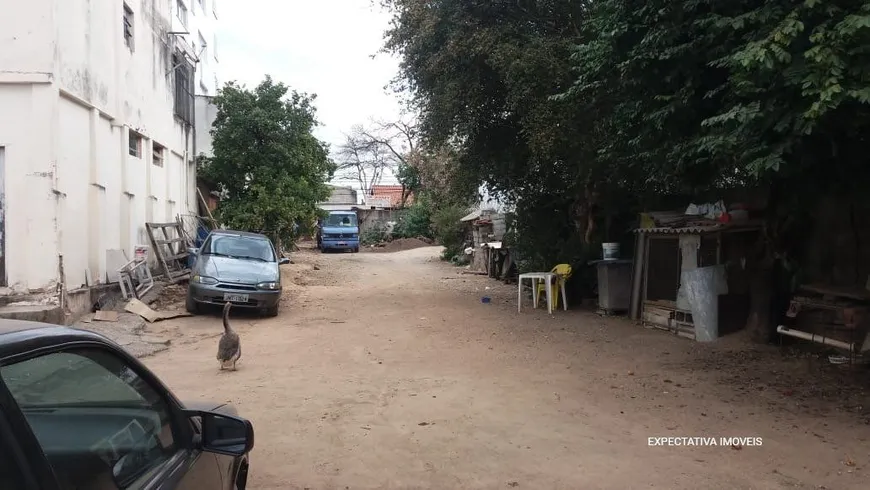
123, 3, 135, 51
172, 53, 194, 125
197, 31, 208, 62
129, 130, 143, 158
176, 0, 188, 28
152, 143, 165, 167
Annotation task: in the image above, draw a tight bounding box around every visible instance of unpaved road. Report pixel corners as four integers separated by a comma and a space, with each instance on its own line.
141, 247, 870, 489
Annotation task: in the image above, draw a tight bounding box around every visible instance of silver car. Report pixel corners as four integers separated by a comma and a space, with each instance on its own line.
186, 230, 291, 317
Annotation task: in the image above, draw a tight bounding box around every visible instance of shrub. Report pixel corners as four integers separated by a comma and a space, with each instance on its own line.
392, 201, 433, 239
432, 204, 468, 261
361, 222, 389, 245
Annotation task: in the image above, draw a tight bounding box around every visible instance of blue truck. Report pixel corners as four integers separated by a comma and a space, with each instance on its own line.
317, 211, 360, 253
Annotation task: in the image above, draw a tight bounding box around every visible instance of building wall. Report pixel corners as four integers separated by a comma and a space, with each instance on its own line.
0, 0, 210, 294
195, 95, 218, 157
324, 186, 358, 206
186, 0, 220, 96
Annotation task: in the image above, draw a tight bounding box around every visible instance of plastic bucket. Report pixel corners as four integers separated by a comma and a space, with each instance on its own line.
602, 242, 620, 260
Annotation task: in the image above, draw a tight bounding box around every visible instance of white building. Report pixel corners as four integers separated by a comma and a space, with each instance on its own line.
0, 0, 219, 302
319, 186, 360, 212
186, 0, 221, 97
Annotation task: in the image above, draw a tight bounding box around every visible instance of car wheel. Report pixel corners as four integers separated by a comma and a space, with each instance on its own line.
353, 247, 359, 253
265, 304, 279, 317
185, 294, 199, 315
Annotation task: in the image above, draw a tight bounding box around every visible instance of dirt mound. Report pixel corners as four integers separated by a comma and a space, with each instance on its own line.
368, 237, 434, 253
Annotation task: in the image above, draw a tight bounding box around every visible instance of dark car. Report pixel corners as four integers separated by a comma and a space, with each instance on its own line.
0, 319, 254, 489
186, 230, 290, 317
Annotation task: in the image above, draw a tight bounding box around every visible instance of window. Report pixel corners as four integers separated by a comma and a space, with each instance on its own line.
0, 349, 177, 488
203, 235, 276, 262
176, 0, 188, 28
152, 143, 165, 167
123, 4, 134, 51
325, 213, 358, 227
198, 31, 207, 61
129, 130, 143, 158
173, 53, 194, 125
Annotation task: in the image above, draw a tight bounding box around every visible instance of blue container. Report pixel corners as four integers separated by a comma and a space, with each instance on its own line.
481, 296, 491, 304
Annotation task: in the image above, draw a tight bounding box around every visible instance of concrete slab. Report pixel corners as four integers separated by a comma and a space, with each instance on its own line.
0, 305, 65, 325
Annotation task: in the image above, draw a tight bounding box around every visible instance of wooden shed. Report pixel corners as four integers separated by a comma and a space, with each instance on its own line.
628, 212, 761, 341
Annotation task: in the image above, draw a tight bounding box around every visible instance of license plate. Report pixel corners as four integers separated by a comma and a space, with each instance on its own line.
223, 293, 249, 302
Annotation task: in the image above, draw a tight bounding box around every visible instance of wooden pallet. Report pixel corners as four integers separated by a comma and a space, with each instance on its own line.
146, 222, 190, 283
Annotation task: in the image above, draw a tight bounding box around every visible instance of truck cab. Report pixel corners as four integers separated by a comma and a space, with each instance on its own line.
319, 211, 360, 253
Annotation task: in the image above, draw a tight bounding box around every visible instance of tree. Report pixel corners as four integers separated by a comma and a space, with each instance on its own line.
198, 77, 335, 249
382, 0, 870, 340
382, 0, 601, 268
335, 125, 392, 198
335, 115, 421, 207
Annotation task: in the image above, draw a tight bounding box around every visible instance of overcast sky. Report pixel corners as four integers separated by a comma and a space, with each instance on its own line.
217, 0, 403, 185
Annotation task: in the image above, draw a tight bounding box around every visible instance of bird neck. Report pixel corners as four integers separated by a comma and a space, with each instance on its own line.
222, 310, 233, 334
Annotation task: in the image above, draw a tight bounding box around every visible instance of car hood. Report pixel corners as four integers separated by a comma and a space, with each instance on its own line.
322, 226, 359, 234
196, 255, 278, 284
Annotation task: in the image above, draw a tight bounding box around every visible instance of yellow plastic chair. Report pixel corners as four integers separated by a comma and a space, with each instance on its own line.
536, 264, 572, 310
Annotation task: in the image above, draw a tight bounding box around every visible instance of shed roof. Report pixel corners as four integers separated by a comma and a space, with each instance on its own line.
460, 210, 481, 222
634, 221, 762, 235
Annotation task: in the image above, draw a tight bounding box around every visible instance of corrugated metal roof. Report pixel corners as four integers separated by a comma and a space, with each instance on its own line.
634, 225, 723, 234
460, 210, 481, 222
634, 221, 762, 234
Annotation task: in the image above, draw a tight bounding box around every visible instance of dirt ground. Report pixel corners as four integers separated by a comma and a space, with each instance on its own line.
130, 246, 870, 489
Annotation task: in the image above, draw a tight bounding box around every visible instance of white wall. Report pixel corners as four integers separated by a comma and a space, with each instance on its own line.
0, 0, 203, 293
184, 0, 220, 96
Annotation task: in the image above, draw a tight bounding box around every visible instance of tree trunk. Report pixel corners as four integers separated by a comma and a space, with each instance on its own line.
274, 235, 284, 256
746, 266, 774, 343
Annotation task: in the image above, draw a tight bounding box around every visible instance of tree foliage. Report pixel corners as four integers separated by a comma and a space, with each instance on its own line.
198, 77, 335, 248
382, 0, 870, 270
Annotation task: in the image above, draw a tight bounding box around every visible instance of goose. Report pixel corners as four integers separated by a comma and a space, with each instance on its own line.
217, 302, 241, 371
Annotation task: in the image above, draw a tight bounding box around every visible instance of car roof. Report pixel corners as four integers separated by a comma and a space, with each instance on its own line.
0, 319, 113, 361
328, 211, 356, 215
209, 229, 270, 240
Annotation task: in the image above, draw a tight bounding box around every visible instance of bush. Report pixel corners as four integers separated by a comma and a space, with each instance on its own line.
432, 204, 468, 261
392, 201, 433, 239
361, 222, 389, 245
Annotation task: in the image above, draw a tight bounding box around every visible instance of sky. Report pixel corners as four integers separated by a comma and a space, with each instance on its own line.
217, 0, 404, 186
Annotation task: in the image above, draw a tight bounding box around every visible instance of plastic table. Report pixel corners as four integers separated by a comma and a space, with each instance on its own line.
518, 272, 563, 314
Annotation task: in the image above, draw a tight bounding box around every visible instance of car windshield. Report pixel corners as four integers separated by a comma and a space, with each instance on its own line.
325, 214, 357, 227
202, 235, 275, 262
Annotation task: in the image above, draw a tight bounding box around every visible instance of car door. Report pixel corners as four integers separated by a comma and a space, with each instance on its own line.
0, 406, 37, 489
0, 345, 227, 490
